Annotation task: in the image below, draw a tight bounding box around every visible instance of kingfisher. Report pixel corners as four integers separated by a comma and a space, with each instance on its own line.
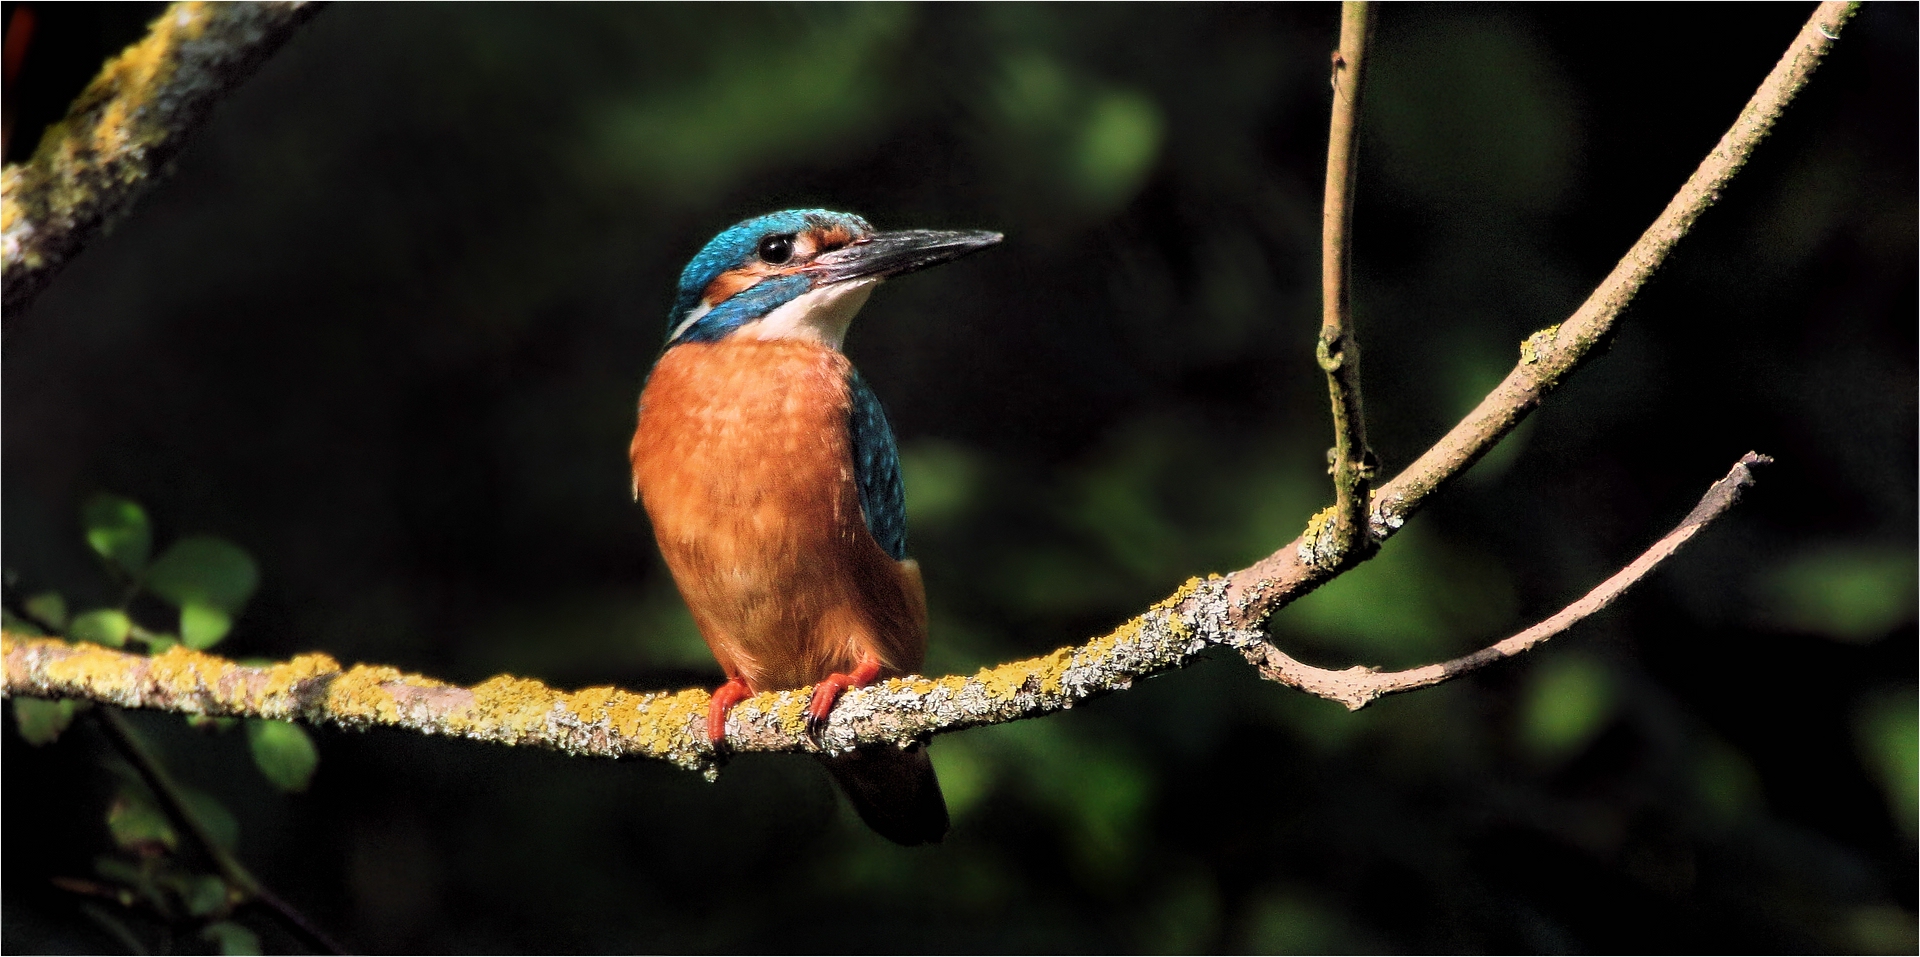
630, 209, 1001, 845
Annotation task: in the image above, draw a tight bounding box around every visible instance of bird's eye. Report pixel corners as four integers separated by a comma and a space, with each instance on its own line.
758, 234, 795, 265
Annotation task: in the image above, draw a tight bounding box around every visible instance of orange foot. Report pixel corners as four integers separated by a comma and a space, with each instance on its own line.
707, 677, 753, 746
804, 658, 882, 742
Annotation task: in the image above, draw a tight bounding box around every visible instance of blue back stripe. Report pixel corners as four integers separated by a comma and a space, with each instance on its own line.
847, 369, 908, 560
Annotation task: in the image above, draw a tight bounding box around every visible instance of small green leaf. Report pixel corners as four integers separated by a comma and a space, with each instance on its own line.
96, 853, 181, 917
146, 537, 259, 615
133, 630, 181, 652
23, 591, 68, 630
82, 494, 153, 574
180, 874, 230, 917
179, 602, 233, 650
178, 787, 241, 851
91, 857, 144, 887
69, 609, 131, 648
107, 788, 178, 851
12, 697, 78, 745
200, 920, 262, 956
246, 720, 318, 792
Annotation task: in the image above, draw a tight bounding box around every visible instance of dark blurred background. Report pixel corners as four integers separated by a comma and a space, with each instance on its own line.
4, 3, 1914, 952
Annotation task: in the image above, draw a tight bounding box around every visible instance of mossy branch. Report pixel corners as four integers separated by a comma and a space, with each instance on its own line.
0, 5, 1843, 773
5, 579, 1261, 777
1, 1, 324, 314
2, 453, 1766, 766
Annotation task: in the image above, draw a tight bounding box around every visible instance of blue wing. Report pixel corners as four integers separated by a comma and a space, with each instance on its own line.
847, 369, 908, 560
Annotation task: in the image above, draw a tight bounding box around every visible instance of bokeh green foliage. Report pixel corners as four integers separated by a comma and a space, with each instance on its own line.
5, 496, 314, 953
3, 4, 1913, 953
90, 757, 260, 956
50, 493, 261, 651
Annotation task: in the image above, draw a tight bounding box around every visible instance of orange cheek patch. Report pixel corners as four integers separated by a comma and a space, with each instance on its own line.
702, 262, 779, 306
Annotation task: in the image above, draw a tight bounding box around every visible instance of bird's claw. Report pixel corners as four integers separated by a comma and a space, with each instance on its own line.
804, 681, 841, 746
803, 658, 881, 749
707, 677, 753, 749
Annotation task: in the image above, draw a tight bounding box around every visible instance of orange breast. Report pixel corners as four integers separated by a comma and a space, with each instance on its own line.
630, 339, 926, 693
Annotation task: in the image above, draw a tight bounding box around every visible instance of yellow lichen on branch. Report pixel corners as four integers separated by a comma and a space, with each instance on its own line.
2, 1, 323, 312
3, 575, 1245, 777
0, 4, 1832, 783
1, 630, 710, 770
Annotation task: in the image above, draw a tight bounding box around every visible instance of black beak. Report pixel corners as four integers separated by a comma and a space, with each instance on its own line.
806, 228, 1004, 285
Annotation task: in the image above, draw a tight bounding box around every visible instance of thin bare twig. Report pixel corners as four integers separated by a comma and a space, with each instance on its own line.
1249, 453, 1772, 708
95, 706, 244, 888
1224, 0, 1859, 625
1, 1, 324, 314
1309, 0, 1379, 571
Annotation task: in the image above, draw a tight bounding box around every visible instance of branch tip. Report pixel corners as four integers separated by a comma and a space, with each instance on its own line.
1252, 453, 1769, 706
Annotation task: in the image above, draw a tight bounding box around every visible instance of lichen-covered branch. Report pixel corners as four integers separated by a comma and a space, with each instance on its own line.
1224, 0, 1857, 625
1308, 0, 1378, 572
4, 581, 1263, 777
0, 1, 323, 314
1248, 453, 1771, 708
0, 6, 1834, 775
1, 454, 1765, 763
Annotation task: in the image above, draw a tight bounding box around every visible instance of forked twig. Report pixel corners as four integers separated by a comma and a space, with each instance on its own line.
1224, 0, 1858, 623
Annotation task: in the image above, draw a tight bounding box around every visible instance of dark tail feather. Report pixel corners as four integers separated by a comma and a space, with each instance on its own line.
819, 744, 949, 846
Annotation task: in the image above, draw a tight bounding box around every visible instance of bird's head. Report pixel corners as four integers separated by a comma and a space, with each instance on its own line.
664, 209, 1002, 349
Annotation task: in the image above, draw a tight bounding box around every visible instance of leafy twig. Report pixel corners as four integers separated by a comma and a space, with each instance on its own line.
92, 706, 343, 954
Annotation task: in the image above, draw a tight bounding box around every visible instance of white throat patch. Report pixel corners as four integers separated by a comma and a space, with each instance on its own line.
666, 301, 713, 343
742, 278, 879, 351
